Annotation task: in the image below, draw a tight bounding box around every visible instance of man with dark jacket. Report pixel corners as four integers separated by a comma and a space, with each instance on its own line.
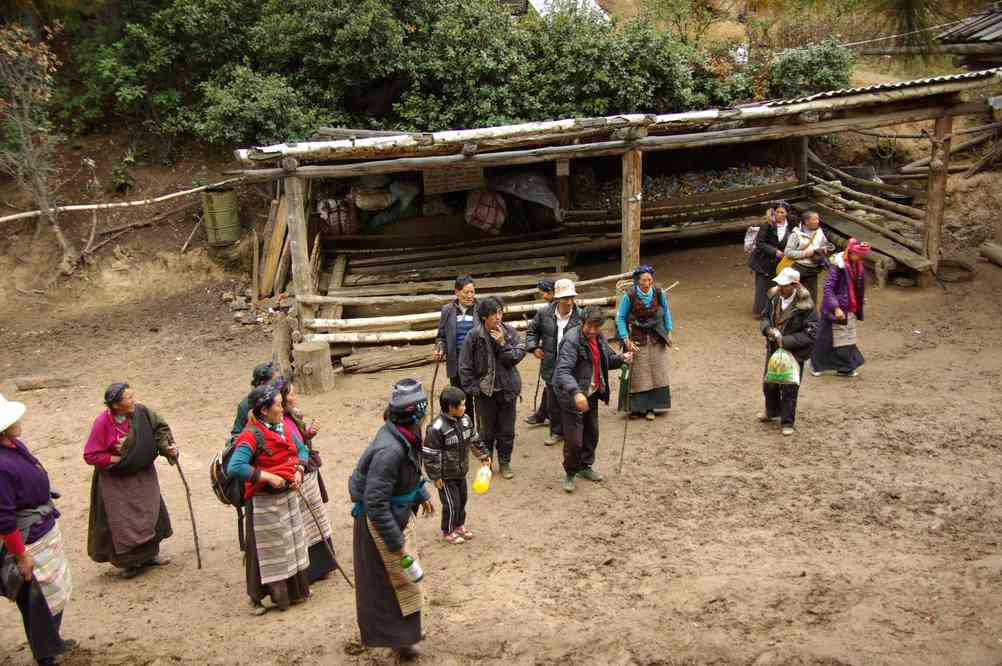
434, 276, 478, 389
348, 378, 435, 660
759, 267, 818, 436
458, 296, 525, 479
525, 278, 582, 446
552, 306, 633, 494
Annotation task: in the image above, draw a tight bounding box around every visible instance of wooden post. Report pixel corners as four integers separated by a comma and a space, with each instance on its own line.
292, 341, 337, 394
621, 149, 642, 273
794, 137, 809, 183
284, 176, 314, 301
922, 114, 953, 286
556, 159, 570, 211
272, 312, 294, 380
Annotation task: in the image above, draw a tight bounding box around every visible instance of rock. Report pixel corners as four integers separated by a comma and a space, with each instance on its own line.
232, 312, 244, 322
229, 297, 249, 311
892, 277, 917, 288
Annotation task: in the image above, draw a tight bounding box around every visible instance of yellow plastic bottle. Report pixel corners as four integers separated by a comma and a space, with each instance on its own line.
472, 465, 492, 494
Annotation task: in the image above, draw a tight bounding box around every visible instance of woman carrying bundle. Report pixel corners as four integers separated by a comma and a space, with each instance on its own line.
811, 238, 871, 378
749, 201, 792, 314
276, 379, 336, 583
228, 385, 310, 614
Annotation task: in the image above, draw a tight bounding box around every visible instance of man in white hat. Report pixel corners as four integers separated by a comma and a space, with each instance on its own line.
759, 267, 818, 436
525, 278, 583, 447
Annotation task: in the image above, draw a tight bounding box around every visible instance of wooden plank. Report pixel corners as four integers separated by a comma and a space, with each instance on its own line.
318, 254, 348, 321
621, 148, 642, 273
348, 245, 577, 274
793, 202, 932, 272
297, 271, 630, 307
347, 236, 590, 267
347, 256, 567, 281
273, 235, 291, 297
327, 273, 576, 297
794, 137, 809, 183
423, 166, 485, 194
259, 197, 287, 295
284, 176, 314, 299
923, 114, 952, 280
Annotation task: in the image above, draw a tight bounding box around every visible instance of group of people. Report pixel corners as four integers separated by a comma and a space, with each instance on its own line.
750, 201, 873, 433
1, 222, 877, 663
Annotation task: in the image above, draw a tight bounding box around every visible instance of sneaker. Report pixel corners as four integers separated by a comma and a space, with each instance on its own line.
576, 467, 604, 482
543, 433, 563, 447
782, 426, 795, 436
443, 531, 465, 545
500, 462, 514, 479
457, 525, 474, 540
562, 474, 575, 493
645, 411, 656, 421
837, 370, 859, 378
809, 367, 822, 377
524, 414, 546, 427
757, 413, 779, 423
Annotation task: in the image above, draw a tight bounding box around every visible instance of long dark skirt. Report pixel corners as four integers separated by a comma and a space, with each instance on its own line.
618, 386, 671, 413
87, 471, 172, 569
811, 318, 865, 373
353, 515, 421, 648
16, 579, 66, 663
753, 271, 772, 315
243, 501, 310, 607
306, 540, 337, 583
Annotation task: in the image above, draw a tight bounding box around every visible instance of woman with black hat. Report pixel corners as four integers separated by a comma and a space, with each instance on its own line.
230, 361, 280, 437
83, 383, 178, 579
1, 393, 77, 666
348, 379, 435, 660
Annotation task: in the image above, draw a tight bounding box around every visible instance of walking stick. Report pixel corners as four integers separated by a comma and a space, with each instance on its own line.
617, 363, 631, 475
173, 460, 203, 569
533, 369, 542, 412
429, 359, 441, 421
296, 486, 354, 588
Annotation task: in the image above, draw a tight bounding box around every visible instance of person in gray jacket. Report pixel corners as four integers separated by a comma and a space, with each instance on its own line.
458, 297, 525, 479
348, 379, 435, 660
434, 276, 478, 389
525, 278, 582, 446
552, 306, 632, 494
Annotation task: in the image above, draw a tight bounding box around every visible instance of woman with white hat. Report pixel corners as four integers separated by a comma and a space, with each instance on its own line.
0, 394, 76, 665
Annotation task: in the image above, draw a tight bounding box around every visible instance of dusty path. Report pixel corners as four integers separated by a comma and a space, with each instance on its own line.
2, 242, 1001, 665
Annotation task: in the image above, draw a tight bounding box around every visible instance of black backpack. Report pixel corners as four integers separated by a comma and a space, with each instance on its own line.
210, 425, 265, 509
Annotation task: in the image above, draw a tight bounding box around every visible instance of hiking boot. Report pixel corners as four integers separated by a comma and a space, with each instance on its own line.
500, 462, 514, 479
645, 411, 656, 421
395, 645, 421, 661
562, 474, 575, 493
524, 414, 546, 427
782, 425, 796, 436
576, 467, 604, 482
543, 433, 563, 447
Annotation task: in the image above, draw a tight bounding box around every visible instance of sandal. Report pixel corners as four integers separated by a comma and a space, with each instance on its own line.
442, 531, 466, 545
457, 525, 474, 540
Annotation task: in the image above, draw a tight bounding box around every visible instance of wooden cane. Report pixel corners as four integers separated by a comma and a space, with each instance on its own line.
617, 363, 631, 476
429, 359, 441, 421
174, 460, 203, 569
296, 486, 354, 588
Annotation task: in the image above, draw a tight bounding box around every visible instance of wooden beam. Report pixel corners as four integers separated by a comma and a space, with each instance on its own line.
556, 159, 570, 210
807, 175, 925, 221
808, 187, 924, 251
233, 103, 989, 183
923, 114, 953, 283
807, 151, 921, 197
863, 43, 1002, 56
345, 245, 578, 275
794, 137, 809, 183
259, 196, 287, 295
347, 237, 589, 267
296, 272, 630, 307
900, 129, 996, 172
328, 273, 577, 298
284, 176, 314, 300
347, 257, 567, 283
621, 149, 642, 273
318, 254, 348, 321
305, 296, 614, 331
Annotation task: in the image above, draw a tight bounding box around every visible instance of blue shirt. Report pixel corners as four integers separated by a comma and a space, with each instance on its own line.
616, 288, 672, 340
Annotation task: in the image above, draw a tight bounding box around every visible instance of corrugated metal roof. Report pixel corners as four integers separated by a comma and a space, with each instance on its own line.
766, 67, 1002, 106
938, 5, 1002, 43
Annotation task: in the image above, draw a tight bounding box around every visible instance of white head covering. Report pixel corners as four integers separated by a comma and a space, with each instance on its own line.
0, 394, 26, 433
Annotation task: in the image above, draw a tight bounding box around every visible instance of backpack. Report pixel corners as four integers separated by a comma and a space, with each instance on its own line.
210, 426, 265, 508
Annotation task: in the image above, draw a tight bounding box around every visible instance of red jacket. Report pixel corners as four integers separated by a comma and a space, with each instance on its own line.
234, 422, 302, 500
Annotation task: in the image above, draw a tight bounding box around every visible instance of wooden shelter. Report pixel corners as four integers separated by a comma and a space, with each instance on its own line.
232, 68, 1002, 393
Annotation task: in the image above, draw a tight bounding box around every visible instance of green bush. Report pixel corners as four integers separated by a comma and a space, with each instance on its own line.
769, 41, 855, 100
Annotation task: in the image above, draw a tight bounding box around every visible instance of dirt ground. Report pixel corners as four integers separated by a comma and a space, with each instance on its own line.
2, 237, 1002, 666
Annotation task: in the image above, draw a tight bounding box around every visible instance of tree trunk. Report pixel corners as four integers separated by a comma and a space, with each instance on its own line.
292, 341, 337, 394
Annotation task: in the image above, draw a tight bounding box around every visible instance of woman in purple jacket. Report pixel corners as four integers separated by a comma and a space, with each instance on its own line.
811, 239, 871, 377
0, 394, 75, 665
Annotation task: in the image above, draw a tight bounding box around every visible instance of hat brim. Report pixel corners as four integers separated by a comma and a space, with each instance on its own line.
554, 290, 577, 298
0, 401, 26, 433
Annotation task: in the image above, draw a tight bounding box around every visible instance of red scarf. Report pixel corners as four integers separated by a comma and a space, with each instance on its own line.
587, 335, 601, 388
